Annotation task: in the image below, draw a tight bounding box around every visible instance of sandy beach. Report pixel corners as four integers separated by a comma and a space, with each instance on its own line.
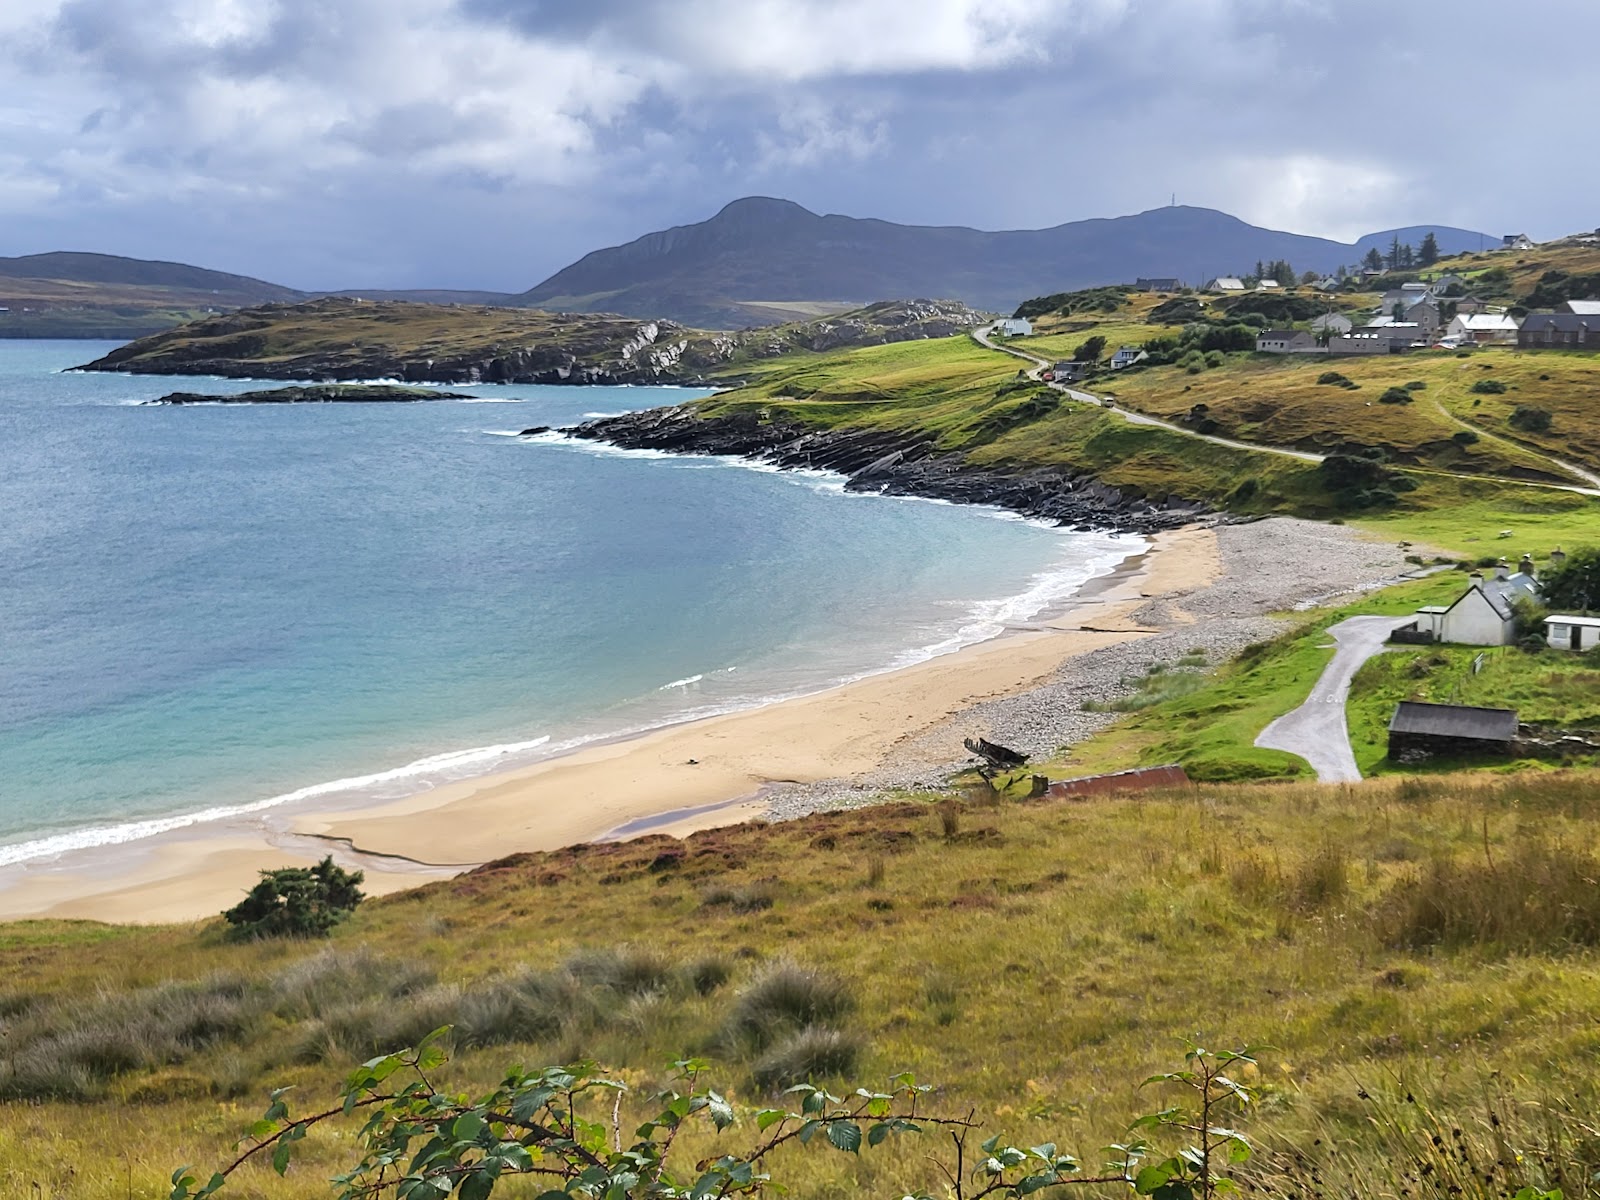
0, 517, 1413, 925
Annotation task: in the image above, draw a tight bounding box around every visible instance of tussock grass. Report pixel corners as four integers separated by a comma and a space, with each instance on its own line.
1378, 840, 1600, 952
720, 961, 854, 1052
750, 1026, 865, 1092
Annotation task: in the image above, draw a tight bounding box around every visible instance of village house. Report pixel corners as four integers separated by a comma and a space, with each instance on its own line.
1109, 345, 1149, 369
1401, 563, 1541, 647
1388, 701, 1519, 761
1312, 276, 1341, 291
1254, 329, 1317, 353
1546, 615, 1600, 652
1502, 233, 1535, 251
1135, 277, 1182, 292
1519, 313, 1600, 349
1446, 312, 1520, 345
1327, 333, 1395, 356
1310, 312, 1353, 335
1207, 277, 1246, 292
1255, 279, 1283, 291
1049, 360, 1092, 382
1359, 317, 1425, 346
1432, 274, 1469, 294
993, 317, 1032, 337
1451, 296, 1494, 315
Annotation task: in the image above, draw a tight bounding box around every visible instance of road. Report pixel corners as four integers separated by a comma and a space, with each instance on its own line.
1428, 397, 1600, 492
972, 327, 1600, 492
972, 328, 1324, 464
1253, 614, 1412, 783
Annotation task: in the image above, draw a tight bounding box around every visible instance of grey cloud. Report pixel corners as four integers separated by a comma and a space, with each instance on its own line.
2, 0, 1599, 291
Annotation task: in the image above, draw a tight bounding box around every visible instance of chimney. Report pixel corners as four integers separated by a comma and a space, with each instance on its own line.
1520, 554, 1536, 579
1551, 546, 1568, 568
1494, 559, 1510, 581
1469, 572, 1485, 591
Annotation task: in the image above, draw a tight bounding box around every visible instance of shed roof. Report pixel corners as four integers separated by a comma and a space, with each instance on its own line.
1389, 701, 1518, 742
1547, 615, 1600, 628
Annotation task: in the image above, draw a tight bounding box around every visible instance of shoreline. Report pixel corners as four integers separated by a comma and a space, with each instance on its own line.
0, 526, 1202, 925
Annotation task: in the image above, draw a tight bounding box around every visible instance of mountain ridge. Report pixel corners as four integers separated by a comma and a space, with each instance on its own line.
519, 199, 1494, 327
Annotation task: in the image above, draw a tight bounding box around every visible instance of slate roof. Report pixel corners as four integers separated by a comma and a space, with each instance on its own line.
1523, 313, 1598, 334
1389, 701, 1519, 743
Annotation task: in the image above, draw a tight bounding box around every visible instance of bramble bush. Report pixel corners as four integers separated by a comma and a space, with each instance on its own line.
171, 1037, 1265, 1200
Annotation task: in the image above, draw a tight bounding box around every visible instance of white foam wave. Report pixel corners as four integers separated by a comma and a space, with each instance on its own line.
457, 396, 528, 404
660, 673, 705, 689
0, 735, 551, 868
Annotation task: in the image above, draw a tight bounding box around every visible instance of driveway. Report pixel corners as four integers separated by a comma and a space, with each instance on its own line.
1254, 614, 1411, 782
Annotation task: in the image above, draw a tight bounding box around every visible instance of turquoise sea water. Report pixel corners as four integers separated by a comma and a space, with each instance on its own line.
0, 340, 1137, 864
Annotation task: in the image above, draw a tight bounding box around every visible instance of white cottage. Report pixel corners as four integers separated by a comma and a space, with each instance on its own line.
1412, 569, 1541, 646
994, 318, 1032, 337
1546, 615, 1600, 652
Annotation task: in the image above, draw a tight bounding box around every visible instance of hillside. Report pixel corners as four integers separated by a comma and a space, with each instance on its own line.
0, 251, 305, 338
8, 770, 1600, 1197
75, 296, 991, 384
519, 197, 1491, 327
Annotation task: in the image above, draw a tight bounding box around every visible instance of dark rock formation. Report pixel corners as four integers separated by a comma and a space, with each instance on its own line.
146, 384, 477, 404
555, 407, 1206, 534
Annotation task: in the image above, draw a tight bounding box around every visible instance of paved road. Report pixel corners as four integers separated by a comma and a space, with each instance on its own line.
1254, 614, 1412, 783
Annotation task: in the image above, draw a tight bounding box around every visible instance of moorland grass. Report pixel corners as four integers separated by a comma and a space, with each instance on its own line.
10, 773, 1600, 1195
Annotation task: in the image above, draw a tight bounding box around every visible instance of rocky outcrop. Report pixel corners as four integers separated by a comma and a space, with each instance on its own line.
551, 407, 1206, 534
74, 297, 992, 386
147, 384, 477, 404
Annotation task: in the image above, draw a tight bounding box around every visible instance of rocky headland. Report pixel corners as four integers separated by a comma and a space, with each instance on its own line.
76, 296, 991, 386
147, 384, 477, 404
542, 406, 1207, 534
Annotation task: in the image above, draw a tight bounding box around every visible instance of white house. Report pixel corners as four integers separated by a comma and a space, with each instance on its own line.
1446, 313, 1520, 345
1412, 568, 1540, 647
1208, 277, 1246, 292
1311, 312, 1354, 335
1255, 329, 1317, 353
1502, 233, 1534, 251
1546, 615, 1600, 652
1109, 345, 1148, 369
1255, 279, 1283, 291
1560, 299, 1600, 315
1360, 318, 1425, 346
994, 318, 1032, 337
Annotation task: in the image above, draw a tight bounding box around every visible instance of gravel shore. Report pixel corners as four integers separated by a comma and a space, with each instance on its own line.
762, 517, 1415, 820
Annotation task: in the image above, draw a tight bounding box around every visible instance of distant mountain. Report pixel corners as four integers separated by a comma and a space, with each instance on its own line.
0, 251, 300, 303
519, 199, 1496, 327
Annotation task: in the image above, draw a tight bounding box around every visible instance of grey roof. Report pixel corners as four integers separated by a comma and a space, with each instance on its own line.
1523, 313, 1598, 333
1389, 701, 1519, 742
1562, 299, 1600, 314
1258, 329, 1304, 339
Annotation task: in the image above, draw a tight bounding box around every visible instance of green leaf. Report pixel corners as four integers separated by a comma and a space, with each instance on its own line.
867, 1123, 892, 1148
272, 1141, 294, 1176
460, 1172, 496, 1200
756, 1109, 786, 1132
827, 1121, 861, 1154
197, 1173, 227, 1198
866, 1096, 892, 1118
1135, 1164, 1174, 1194
706, 1091, 735, 1131
454, 1112, 488, 1143
797, 1119, 821, 1145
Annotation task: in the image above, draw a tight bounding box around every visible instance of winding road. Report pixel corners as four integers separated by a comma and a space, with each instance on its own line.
971, 326, 1600, 493
973, 327, 1325, 464
1253, 615, 1411, 783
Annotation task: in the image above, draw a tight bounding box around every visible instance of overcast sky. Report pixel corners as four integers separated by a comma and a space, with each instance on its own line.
3, 0, 1595, 291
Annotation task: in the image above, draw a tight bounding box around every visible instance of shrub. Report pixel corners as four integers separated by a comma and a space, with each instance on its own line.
1404, 379, 1426, 390
1470, 378, 1507, 394
720, 961, 854, 1051
750, 1025, 864, 1091
1378, 387, 1413, 404
1316, 371, 1349, 386
1510, 404, 1553, 433
223, 855, 364, 939
1452, 429, 1479, 445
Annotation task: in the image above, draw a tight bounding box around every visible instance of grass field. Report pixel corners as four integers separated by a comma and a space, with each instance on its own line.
1098, 351, 1580, 484
10, 773, 1600, 1197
